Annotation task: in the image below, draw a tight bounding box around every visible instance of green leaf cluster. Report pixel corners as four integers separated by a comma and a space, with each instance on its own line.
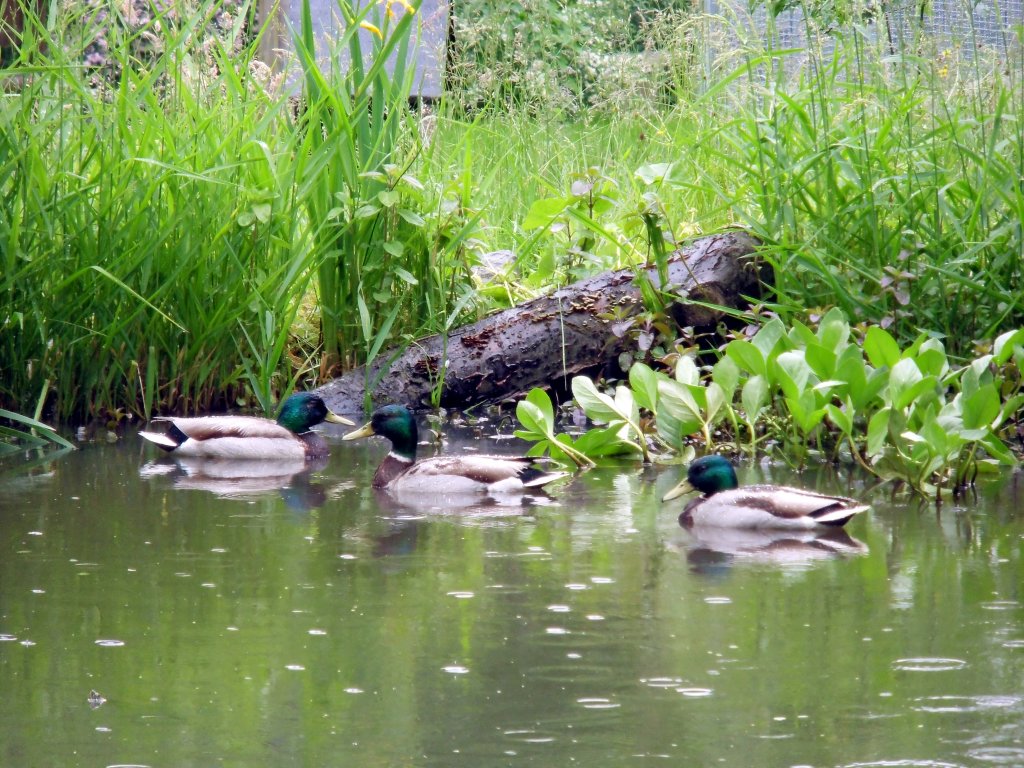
516, 310, 1023, 496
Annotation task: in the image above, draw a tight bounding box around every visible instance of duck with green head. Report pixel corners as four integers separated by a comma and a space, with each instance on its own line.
662, 455, 869, 529
343, 404, 567, 494
140, 392, 353, 460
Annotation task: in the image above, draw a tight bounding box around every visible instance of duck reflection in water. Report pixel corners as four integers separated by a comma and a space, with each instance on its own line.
678, 526, 868, 576
139, 456, 328, 511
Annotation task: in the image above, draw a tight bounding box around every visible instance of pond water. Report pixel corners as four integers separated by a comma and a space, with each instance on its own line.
2, 420, 1024, 768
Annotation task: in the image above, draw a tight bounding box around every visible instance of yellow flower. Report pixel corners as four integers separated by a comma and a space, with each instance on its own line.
360, 20, 383, 39
385, 0, 415, 18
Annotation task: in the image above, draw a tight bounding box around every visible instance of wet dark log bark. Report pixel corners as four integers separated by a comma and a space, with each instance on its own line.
317, 231, 767, 415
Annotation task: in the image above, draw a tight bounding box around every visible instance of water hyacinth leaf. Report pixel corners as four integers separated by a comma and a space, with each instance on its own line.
741, 374, 769, 422
573, 425, 642, 457
867, 408, 891, 457
864, 326, 901, 369
705, 382, 729, 427
979, 433, 1017, 465
752, 317, 786, 359
515, 390, 552, 438
658, 379, 703, 436
572, 376, 620, 423
674, 355, 701, 386
787, 319, 817, 348
804, 340, 837, 381
786, 390, 825, 434
914, 338, 949, 378
629, 362, 660, 413
961, 383, 1000, 431
712, 355, 740, 401
817, 307, 850, 351
887, 358, 923, 409
993, 328, 1024, 364
727, 339, 767, 377
614, 385, 640, 427
773, 350, 812, 401
825, 401, 853, 436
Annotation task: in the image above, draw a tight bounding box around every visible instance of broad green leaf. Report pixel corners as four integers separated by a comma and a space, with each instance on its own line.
962, 384, 1000, 430
526, 387, 555, 431
914, 338, 948, 378
614, 385, 640, 426
825, 402, 853, 435
629, 363, 660, 413
817, 307, 850, 352
752, 317, 786, 358
675, 355, 701, 386
705, 382, 729, 427
515, 400, 548, 438
773, 350, 812, 401
788, 319, 817, 349
887, 358, 922, 409
726, 339, 766, 377
397, 208, 426, 227
634, 162, 675, 185
741, 374, 769, 422
572, 376, 619, 423
993, 328, 1024, 364
658, 379, 703, 435
574, 426, 641, 457
712, 356, 740, 400
864, 326, 900, 369
804, 341, 837, 381
786, 390, 825, 434
867, 408, 891, 457
377, 189, 400, 207
523, 196, 570, 229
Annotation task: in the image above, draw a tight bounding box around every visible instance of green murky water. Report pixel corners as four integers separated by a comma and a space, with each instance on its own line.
2, 423, 1024, 767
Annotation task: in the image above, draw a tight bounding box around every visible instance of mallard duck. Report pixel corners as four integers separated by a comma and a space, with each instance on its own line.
343, 404, 567, 494
662, 455, 869, 529
139, 392, 353, 460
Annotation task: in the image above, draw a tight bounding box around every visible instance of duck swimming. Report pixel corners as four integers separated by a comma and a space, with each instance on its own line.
140, 392, 353, 460
662, 455, 869, 529
343, 404, 567, 494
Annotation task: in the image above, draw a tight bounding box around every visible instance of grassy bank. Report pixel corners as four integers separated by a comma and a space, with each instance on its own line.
1, 0, 1021, 424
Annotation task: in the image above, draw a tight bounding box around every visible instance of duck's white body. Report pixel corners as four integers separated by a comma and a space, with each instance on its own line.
140, 416, 321, 459
680, 484, 870, 529
371, 452, 567, 495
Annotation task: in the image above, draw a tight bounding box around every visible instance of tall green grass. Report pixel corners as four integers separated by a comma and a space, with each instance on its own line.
1, 0, 1020, 423
1, 0, 314, 420
659, 9, 1024, 351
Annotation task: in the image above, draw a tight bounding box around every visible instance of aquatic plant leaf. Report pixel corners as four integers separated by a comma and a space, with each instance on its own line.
741, 375, 769, 423
817, 307, 850, 352
961, 384, 1000, 431
727, 339, 767, 377
773, 350, 812, 401
864, 326, 900, 369
712, 356, 740, 401
993, 329, 1024, 364
572, 377, 620, 424
629, 363, 660, 414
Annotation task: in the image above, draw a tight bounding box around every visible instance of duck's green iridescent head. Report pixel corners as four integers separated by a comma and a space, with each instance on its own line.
342, 404, 418, 459
662, 455, 739, 501
276, 393, 353, 434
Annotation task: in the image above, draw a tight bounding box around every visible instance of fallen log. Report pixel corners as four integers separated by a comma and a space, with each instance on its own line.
317, 231, 767, 414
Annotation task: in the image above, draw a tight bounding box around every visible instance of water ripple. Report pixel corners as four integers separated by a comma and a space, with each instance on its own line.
912, 695, 1022, 713
966, 747, 1024, 765
841, 761, 967, 768
891, 657, 967, 672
